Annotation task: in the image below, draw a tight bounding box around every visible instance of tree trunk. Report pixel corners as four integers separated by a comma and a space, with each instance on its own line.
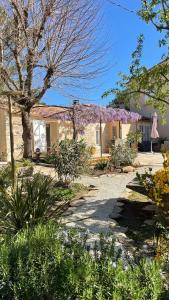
100, 118, 103, 157
21, 110, 32, 159
72, 117, 78, 140
72, 104, 78, 140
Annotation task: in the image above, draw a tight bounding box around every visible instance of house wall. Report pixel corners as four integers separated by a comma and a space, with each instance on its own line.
48, 120, 73, 147
121, 123, 136, 140
0, 108, 139, 161
6, 113, 23, 161
48, 120, 121, 156
0, 108, 7, 161
130, 94, 169, 140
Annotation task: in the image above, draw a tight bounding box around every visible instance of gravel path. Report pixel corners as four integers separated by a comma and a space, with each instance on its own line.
61, 173, 136, 234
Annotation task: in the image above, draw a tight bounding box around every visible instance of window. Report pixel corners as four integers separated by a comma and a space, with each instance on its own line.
112, 126, 117, 140
96, 127, 100, 145
139, 124, 151, 141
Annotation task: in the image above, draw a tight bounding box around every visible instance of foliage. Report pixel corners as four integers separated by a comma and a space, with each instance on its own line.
163, 151, 169, 167
127, 130, 143, 145
0, 160, 34, 189
55, 104, 141, 138
16, 159, 34, 168
47, 139, 90, 185
103, 1, 169, 119
137, 167, 169, 225
0, 222, 166, 300
0, 174, 56, 234
110, 143, 137, 167
94, 159, 108, 170
51, 187, 75, 202
0, 164, 12, 189
55, 104, 141, 139
88, 145, 96, 155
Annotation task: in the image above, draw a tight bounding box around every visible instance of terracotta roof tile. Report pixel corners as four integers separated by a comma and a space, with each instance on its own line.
31, 105, 70, 118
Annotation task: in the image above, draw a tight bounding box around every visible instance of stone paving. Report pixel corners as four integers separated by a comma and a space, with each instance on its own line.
32, 152, 164, 240
61, 153, 163, 233
61, 173, 136, 235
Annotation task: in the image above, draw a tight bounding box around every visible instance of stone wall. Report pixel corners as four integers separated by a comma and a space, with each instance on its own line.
0, 109, 7, 161
5, 112, 23, 161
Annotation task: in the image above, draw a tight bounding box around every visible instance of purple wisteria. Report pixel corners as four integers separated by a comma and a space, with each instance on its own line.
51, 104, 141, 137
52, 104, 141, 122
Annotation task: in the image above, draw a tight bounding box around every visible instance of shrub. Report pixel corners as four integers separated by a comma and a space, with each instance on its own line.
0, 164, 12, 189
163, 151, 169, 168
94, 159, 108, 170
127, 130, 143, 145
16, 159, 33, 168
110, 143, 137, 167
0, 222, 166, 300
0, 174, 56, 234
47, 139, 90, 185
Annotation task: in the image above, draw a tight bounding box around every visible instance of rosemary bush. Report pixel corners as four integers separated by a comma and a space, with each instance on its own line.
0, 223, 166, 300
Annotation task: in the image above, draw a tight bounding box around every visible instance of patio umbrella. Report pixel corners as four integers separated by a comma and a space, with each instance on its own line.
151, 112, 159, 153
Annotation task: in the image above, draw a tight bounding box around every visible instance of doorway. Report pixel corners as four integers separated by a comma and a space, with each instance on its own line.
46, 124, 51, 152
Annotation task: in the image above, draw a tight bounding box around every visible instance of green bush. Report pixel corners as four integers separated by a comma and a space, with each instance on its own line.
126, 131, 143, 145
0, 174, 55, 234
51, 186, 75, 201
47, 139, 90, 185
94, 159, 108, 171
0, 223, 166, 300
16, 159, 33, 168
0, 164, 12, 189
110, 143, 137, 167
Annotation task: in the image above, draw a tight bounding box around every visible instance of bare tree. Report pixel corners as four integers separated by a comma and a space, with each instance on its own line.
0, 0, 104, 158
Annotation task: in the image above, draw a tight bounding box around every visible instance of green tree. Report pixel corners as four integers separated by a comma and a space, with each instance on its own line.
103, 1, 169, 119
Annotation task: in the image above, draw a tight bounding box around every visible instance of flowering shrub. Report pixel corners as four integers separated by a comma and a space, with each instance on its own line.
163, 151, 169, 168
110, 143, 137, 167
137, 167, 169, 223
47, 139, 90, 185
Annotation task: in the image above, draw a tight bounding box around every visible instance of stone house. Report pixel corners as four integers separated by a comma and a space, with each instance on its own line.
130, 93, 169, 150
0, 104, 147, 161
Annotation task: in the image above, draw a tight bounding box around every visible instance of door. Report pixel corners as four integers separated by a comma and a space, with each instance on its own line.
46, 124, 51, 151
33, 120, 47, 152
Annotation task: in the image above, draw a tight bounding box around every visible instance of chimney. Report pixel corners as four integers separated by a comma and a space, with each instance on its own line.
73, 100, 80, 105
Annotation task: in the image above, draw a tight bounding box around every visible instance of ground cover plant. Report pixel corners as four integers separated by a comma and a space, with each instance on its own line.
0, 222, 167, 300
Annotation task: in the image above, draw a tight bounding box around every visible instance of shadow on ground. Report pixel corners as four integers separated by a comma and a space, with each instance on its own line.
116, 197, 155, 247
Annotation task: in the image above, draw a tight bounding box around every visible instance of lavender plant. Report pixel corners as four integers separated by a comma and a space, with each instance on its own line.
0, 222, 167, 300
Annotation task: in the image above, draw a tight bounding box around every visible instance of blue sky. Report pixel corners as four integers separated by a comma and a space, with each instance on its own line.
43, 0, 164, 107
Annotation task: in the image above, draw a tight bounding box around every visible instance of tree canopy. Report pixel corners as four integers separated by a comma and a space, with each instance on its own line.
103, 0, 169, 119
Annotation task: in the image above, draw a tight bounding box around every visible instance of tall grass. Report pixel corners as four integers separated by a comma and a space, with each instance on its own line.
0, 223, 167, 300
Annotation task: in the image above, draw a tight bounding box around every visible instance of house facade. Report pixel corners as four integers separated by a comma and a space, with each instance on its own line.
31, 106, 125, 156
0, 104, 147, 162
130, 94, 169, 149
